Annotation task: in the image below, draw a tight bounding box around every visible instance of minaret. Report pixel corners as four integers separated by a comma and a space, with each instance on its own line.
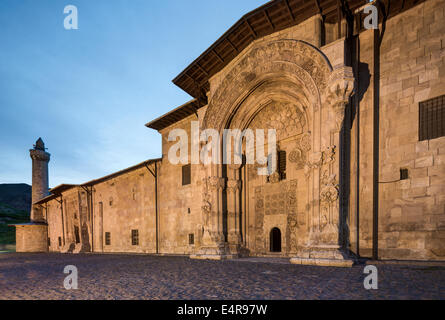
12, 138, 50, 253
29, 137, 50, 222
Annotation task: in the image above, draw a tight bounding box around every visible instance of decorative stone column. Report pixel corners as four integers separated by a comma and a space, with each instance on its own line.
191, 175, 234, 260
291, 66, 355, 267
227, 178, 242, 254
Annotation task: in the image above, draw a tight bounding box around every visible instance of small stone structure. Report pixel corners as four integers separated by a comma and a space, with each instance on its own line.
13, 138, 50, 253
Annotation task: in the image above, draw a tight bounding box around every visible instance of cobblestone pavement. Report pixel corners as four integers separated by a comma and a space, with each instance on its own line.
0, 253, 444, 300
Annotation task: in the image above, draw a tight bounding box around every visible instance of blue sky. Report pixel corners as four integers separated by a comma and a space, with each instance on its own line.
0, 0, 266, 187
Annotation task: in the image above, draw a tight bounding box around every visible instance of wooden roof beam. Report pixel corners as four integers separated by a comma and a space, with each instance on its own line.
314, 0, 323, 14
226, 37, 239, 54
264, 9, 275, 30
196, 62, 209, 76
284, 0, 295, 21
212, 49, 225, 63
244, 18, 257, 38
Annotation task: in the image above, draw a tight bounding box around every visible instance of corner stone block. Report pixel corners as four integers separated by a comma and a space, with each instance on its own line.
415, 155, 434, 168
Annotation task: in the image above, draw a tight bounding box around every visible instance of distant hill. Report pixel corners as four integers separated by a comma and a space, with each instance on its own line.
0, 203, 29, 245
0, 184, 31, 245
0, 183, 31, 212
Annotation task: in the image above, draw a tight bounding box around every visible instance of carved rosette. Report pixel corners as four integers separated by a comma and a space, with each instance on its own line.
289, 132, 312, 170
268, 172, 281, 184
323, 66, 355, 130
320, 172, 339, 209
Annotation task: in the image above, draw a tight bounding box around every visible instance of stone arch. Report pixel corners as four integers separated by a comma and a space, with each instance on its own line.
226, 80, 310, 147
202, 39, 333, 134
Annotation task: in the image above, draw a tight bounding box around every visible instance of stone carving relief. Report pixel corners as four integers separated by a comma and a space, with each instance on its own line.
303, 144, 337, 178
289, 132, 312, 170
267, 172, 281, 184
203, 39, 332, 131
254, 186, 265, 253
248, 163, 261, 180
227, 179, 241, 194
208, 176, 226, 191
320, 171, 339, 212
322, 66, 355, 130
200, 176, 227, 244
287, 213, 299, 253
195, 38, 356, 256
201, 178, 212, 230
318, 144, 339, 234
247, 101, 307, 141
254, 180, 300, 253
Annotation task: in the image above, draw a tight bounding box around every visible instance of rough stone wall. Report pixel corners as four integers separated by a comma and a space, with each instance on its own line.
46, 198, 64, 252
93, 167, 156, 254
349, 0, 445, 260
159, 113, 206, 254
15, 225, 48, 253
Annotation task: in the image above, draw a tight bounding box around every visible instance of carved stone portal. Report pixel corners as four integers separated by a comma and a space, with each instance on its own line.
191, 38, 355, 266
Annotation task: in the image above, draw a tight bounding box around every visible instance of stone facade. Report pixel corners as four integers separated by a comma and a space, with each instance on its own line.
348, 0, 445, 261
20, 0, 445, 264
15, 224, 48, 253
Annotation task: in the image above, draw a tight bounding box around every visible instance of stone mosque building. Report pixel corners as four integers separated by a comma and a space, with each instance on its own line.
14, 0, 445, 266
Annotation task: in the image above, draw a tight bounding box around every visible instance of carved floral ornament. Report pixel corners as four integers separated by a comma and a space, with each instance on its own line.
208, 176, 226, 191
227, 180, 242, 193
268, 172, 281, 184
322, 66, 355, 130
320, 170, 339, 209
289, 132, 312, 170
203, 40, 333, 131
302, 144, 337, 177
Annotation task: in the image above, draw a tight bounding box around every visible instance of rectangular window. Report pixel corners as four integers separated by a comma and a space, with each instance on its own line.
74, 226, 80, 244
189, 233, 194, 245
105, 232, 111, 246
131, 230, 139, 246
278, 150, 287, 180
48, 238, 51, 247
58, 237, 62, 247
400, 168, 409, 181
419, 94, 445, 141
182, 164, 191, 186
